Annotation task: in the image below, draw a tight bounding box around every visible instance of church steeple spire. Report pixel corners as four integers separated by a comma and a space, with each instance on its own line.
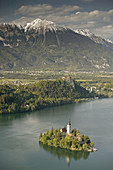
68, 120, 71, 125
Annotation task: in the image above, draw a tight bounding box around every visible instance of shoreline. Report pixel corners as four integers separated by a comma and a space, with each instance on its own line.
0, 96, 106, 115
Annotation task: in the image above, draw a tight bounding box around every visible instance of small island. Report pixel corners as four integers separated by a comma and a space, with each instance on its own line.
39, 121, 97, 152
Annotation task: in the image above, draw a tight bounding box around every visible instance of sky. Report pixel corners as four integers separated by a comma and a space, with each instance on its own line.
0, 0, 113, 40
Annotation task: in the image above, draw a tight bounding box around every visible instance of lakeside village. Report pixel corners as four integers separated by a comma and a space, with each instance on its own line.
39, 120, 97, 152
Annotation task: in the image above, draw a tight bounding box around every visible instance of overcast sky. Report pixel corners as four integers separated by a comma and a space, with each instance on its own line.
0, 0, 113, 40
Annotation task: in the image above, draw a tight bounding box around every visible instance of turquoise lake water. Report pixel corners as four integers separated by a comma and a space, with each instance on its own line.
0, 98, 113, 170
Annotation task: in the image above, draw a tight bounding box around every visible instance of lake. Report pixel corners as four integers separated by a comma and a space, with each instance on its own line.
0, 98, 113, 170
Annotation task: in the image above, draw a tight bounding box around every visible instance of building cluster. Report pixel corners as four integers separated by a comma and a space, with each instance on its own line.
61, 76, 75, 89
61, 76, 72, 81
86, 86, 113, 93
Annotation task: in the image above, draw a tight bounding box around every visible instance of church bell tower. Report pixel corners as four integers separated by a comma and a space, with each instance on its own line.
67, 120, 71, 134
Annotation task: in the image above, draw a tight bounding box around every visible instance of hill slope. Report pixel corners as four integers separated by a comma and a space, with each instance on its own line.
0, 78, 94, 114
0, 19, 113, 71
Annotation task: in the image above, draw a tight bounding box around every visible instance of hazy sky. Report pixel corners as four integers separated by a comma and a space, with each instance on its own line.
0, 0, 113, 40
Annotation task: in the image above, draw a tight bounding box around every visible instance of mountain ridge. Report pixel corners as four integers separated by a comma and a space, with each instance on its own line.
75, 29, 113, 50
0, 18, 113, 71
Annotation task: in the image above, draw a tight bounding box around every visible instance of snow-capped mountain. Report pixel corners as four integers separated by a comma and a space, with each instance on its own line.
106, 39, 113, 44
75, 29, 113, 49
24, 18, 67, 33
0, 18, 113, 71
75, 29, 94, 38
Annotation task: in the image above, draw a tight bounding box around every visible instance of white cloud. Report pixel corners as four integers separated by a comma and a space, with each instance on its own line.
94, 25, 113, 39
89, 10, 100, 16
103, 25, 112, 29
15, 4, 113, 24
9, 17, 34, 26
13, 4, 113, 40
15, 4, 81, 17
15, 4, 53, 16
0, 17, 6, 24
108, 9, 113, 15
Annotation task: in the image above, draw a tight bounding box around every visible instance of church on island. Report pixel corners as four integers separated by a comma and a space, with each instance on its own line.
60, 120, 82, 141
39, 120, 97, 152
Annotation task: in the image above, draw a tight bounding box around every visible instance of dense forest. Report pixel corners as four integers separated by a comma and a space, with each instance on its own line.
0, 78, 97, 114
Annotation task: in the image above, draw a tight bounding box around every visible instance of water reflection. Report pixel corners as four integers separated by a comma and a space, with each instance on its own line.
39, 142, 90, 166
